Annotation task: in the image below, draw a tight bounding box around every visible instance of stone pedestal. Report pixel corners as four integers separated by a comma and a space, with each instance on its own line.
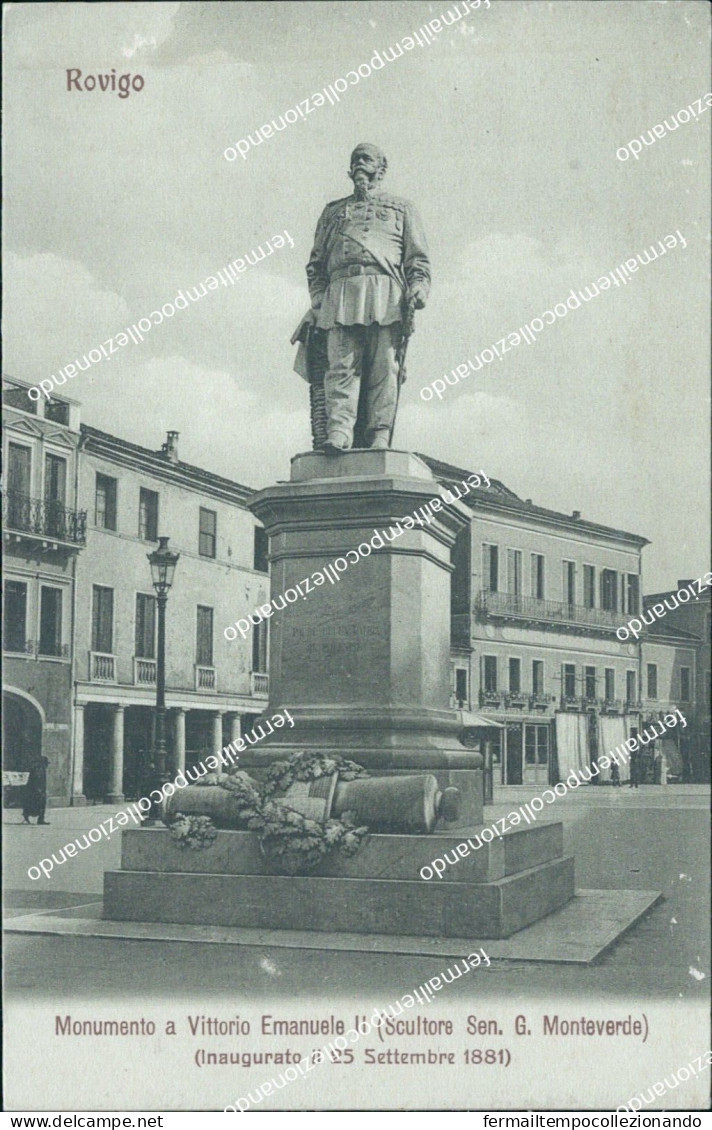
245, 449, 482, 824
104, 823, 575, 940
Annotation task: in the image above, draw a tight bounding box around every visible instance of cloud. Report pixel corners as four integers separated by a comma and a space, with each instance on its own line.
3, 248, 306, 408
75, 355, 310, 491
3, 252, 131, 380
5, 3, 180, 69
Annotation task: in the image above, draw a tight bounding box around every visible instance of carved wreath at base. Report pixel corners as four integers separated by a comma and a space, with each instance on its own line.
165, 752, 370, 876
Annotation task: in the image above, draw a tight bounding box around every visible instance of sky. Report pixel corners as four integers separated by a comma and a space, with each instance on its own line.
4, 0, 710, 591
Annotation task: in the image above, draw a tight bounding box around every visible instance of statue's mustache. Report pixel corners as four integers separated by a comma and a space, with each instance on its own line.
352, 169, 377, 197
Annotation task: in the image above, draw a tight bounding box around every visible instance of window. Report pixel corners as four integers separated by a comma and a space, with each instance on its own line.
95, 474, 117, 531
508, 658, 521, 694
483, 655, 498, 693
9, 443, 32, 494
600, 568, 618, 612
254, 527, 269, 573
44, 453, 66, 504
3, 581, 27, 651
135, 594, 156, 659
455, 668, 468, 707
563, 560, 576, 605
45, 399, 70, 425
563, 663, 576, 699
583, 565, 596, 609
91, 586, 114, 653
532, 659, 544, 696
626, 670, 637, 704
252, 619, 268, 674
7, 444, 32, 529
138, 488, 159, 541
196, 606, 214, 666
3, 385, 37, 414
647, 663, 658, 700
507, 549, 522, 596
604, 668, 615, 702
626, 574, 640, 615
680, 666, 691, 702
482, 544, 499, 592
531, 554, 545, 600
199, 508, 217, 558
39, 587, 63, 656
584, 666, 597, 700
44, 454, 68, 538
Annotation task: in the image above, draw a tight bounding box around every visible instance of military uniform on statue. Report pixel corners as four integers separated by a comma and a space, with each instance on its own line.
292, 143, 431, 453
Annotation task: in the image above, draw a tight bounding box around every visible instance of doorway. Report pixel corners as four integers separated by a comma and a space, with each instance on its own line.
524, 723, 550, 785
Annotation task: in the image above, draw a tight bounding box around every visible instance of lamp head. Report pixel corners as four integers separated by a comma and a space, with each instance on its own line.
147, 536, 180, 595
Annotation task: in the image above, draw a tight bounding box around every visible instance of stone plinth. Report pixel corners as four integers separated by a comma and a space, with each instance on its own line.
104, 823, 575, 940
245, 450, 482, 823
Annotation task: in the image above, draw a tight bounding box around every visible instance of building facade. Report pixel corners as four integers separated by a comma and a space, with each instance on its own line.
3, 375, 273, 806
643, 582, 711, 781
73, 425, 272, 803
2, 377, 86, 805
424, 455, 692, 787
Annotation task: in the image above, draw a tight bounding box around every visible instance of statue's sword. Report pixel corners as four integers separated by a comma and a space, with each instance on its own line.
389, 296, 416, 447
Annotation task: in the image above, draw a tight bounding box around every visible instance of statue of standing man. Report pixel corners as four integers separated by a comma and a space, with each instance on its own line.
295, 144, 431, 455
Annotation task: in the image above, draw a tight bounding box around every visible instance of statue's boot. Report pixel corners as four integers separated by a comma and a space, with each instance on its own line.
368, 427, 390, 450
324, 430, 351, 457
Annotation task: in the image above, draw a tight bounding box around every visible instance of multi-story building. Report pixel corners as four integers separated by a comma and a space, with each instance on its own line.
643, 581, 711, 781
2, 376, 87, 805
4, 375, 703, 805
3, 375, 273, 806
424, 454, 690, 787
73, 425, 272, 803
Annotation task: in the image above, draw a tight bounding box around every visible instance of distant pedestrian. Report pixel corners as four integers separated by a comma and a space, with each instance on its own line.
611, 760, 621, 787
22, 755, 50, 824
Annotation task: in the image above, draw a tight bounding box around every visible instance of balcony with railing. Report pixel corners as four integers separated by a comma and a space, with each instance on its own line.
479, 689, 556, 713
480, 689, 505, 709
134, 657, 157, 686
557, 694, 626, 713
3, 491, 87, 548
529, 693, 554, 711
89, 651, 116, 682
599, 697, 624, 715
195, 665, 217, 691
251, 671, 269, 698
476, 590, 622, 633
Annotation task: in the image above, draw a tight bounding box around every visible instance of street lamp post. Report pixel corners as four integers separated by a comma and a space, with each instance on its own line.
146, 536, 180, 822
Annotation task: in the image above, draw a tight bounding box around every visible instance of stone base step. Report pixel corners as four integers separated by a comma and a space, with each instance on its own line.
117, 823, 564, 884
103, 855, 575, 939
6, 889, 662, 965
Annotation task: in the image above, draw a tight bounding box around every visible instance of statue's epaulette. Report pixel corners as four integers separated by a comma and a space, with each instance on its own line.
324, 196, 353, 213
375, 193, 410, 213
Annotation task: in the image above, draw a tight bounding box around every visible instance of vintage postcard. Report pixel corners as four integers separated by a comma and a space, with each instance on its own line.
2, 0, 710, 1118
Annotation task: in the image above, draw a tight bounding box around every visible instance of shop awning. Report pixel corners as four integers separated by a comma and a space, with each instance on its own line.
456, 710, 505, 729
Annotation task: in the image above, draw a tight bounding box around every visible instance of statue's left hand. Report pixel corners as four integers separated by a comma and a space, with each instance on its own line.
407, 285, 427, 311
